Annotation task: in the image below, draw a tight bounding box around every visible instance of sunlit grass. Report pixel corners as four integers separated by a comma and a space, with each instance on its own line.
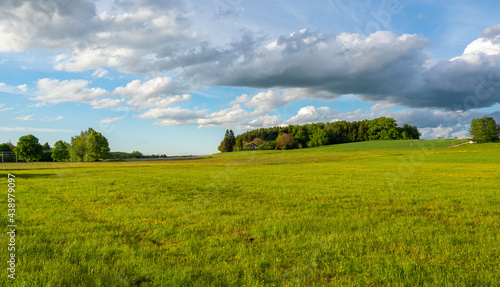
1, 140, 499, 286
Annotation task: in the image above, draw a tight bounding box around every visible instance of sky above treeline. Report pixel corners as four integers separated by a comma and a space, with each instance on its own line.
1, 0, 500, 155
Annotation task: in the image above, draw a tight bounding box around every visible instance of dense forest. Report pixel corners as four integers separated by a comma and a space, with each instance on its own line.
220, 117, 420, 152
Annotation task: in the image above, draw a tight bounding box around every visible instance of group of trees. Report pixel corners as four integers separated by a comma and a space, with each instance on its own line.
221, 117, 421, 152
70, 128, 110, 162
469, 117, 499, 143
2, 128, 110, 163
218, 129, 236, 152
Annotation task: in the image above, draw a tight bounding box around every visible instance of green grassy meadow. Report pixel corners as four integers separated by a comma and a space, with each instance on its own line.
1, 140, 500, 286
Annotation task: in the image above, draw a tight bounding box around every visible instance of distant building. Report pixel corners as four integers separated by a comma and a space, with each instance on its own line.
496, 125, 500, 139
243, 142, 259, 150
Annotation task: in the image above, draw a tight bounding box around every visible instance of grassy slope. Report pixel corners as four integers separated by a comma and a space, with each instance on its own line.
316, 139, 465, 149
1, 141, 499, 286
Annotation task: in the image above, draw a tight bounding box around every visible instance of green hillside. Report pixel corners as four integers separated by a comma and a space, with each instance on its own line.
316, 139, 467, 150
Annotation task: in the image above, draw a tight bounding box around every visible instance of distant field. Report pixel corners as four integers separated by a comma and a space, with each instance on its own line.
1, 141, 499, 286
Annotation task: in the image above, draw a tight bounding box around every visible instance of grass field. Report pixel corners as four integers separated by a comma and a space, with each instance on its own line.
316, 139, 465, 149
1, 140, 499, 286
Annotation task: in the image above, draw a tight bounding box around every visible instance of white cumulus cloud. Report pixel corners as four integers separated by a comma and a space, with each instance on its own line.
113, 77, 191, 109
32, 78, 110, 105
137, 107, 207, 126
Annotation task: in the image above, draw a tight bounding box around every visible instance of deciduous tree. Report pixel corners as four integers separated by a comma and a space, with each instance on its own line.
252, 137, 263, 146
0, 143, 11, 152
70, 128, 110, 161
87, 129, 110, 161
52, 140, 70, 162
276, 133, 295, 150
469, 117, 498, 143
70, 131, 87, 161
307, 126, 328, 148
400, 124, 420, 140
367, 117, 399, 140
13, 134, 43, 162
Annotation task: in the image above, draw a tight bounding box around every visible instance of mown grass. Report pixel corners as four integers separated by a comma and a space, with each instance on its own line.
1, 140, 499, 286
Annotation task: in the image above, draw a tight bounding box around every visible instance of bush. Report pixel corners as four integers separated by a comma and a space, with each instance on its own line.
259, 141, 276, 150
242, 145, 252, 151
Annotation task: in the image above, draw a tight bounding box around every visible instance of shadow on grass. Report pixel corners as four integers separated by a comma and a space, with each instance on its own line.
15, 174, 59, 179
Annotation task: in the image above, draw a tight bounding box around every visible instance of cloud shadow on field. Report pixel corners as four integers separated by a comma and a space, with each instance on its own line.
11, 173, 58, 179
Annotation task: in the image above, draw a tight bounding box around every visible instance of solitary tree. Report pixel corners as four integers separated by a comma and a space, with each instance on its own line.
13, 134, 43, 162
469, 117, 498, 143
51, 140, 70, 162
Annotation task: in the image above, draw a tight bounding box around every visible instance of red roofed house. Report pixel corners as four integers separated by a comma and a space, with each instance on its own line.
243, 142, 259, 150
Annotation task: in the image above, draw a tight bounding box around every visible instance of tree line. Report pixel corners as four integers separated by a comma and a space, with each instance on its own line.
1, 128, 110, 162
108, 151, 169, 160
220, 117, 421, 152
1, 127, 174, 163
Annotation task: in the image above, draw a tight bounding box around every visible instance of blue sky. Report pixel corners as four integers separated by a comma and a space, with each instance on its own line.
1, 0, 500, 155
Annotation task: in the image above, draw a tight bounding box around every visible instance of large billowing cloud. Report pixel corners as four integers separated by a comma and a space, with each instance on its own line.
464, 24, 500, 56
184, 28, 500, 111
192, 30, 431, 87
0, 0, 195, 73
0, 0, 97, 52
